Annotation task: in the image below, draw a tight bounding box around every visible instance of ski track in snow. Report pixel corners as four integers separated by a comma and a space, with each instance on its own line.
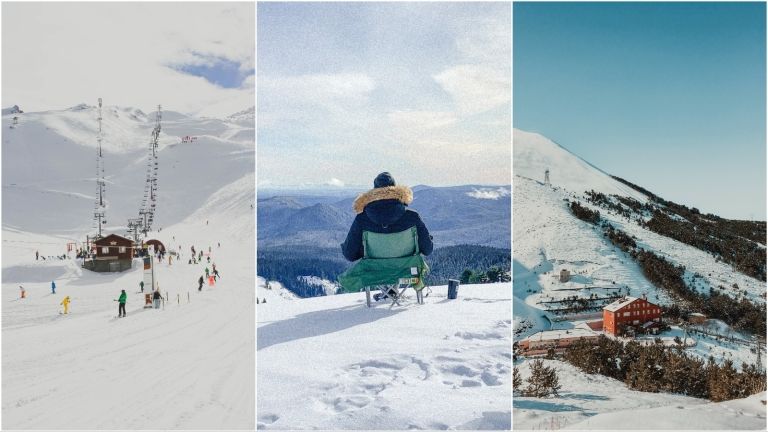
257, 284, 511, 430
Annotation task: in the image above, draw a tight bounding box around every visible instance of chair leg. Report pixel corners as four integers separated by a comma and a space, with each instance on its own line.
365, 286, 372, 308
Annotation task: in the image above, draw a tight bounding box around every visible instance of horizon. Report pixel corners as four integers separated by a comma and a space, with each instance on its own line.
1, 101, 253, 119
514, 2, 766, 220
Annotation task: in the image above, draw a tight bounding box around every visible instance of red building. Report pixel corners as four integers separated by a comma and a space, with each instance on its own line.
603, 296, 661, 336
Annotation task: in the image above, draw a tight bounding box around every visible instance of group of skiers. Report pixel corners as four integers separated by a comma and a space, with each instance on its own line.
23, 240, 226, 318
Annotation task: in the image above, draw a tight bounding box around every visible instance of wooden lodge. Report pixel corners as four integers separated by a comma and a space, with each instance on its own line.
83, 234, 134, 272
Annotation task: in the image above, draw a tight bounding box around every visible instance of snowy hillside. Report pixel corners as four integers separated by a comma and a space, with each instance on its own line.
513, 128, 766, 430
2, 103, 254, 234
513, 129, 647, 201
257, 283, 511, 430
2, 105, 254, 429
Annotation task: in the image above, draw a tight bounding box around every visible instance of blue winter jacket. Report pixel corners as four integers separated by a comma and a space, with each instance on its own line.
341, 185, 433, 262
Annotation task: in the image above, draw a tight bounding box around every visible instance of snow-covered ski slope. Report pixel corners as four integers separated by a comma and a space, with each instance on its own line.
257, 283, 511, 430
2, 105, 254, 429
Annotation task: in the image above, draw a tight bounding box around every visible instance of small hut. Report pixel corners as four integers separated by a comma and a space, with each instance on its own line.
559, 269, 571, 283
688, 313, 707, 325
83, 234, 134, 272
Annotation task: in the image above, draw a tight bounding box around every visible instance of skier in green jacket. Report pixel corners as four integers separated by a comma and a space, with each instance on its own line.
118, 290, 127, 317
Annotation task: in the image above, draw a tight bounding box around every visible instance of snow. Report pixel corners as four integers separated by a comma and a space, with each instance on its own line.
257, 283, 511, 430
2, 106, 254, 429
564, 391, 767, 430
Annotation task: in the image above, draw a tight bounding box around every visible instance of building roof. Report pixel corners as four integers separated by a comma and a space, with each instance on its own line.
604, 296, 640, 312
93, 234, 133, 245
689, 313, 706, 317
523, 328, 598, 342
603, 296, 660, 313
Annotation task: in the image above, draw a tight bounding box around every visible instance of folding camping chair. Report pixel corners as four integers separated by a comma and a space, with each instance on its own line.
338, 227, 429, 308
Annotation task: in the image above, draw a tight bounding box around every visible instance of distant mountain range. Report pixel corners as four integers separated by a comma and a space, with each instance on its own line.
257, 184, 511, 250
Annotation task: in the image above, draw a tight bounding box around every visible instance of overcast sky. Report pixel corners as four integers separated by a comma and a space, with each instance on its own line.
257, 2, 511, 189
2, 2, 254, 118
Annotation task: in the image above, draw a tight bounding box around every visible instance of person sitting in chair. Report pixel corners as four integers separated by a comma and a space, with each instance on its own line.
341, 172, 433, 299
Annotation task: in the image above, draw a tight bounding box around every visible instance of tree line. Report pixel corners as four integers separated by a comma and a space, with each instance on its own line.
563, 336, 766, 402
258, 244, 511, 298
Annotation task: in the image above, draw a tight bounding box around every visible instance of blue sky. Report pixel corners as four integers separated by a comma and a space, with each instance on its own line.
514, 2, 766, 220
258, 2, 510, 189
176, 54, 254, 89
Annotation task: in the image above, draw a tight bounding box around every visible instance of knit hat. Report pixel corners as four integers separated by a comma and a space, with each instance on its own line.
373, 172, 396, 188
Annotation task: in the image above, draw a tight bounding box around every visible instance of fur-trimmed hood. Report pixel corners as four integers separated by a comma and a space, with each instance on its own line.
352, 185, 413, 214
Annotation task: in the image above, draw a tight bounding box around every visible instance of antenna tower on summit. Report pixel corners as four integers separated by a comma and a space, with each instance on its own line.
544, 167, 550, 185
93, 98, 106, 238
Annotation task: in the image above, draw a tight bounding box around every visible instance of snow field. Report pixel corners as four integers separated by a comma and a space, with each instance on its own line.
257, 283, 511, 430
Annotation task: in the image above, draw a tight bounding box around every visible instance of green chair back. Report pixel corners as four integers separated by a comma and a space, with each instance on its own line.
363, 227, 419, 259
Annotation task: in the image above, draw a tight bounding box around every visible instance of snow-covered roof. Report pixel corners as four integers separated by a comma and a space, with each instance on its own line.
689, 313, 706, 317
523, 328, 598, 342
603, 296, 640, 312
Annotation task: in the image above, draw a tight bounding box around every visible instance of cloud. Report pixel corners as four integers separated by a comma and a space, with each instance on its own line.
467, 187, 511, 200
2, 2, 254, 117
433, 65, 510, 116
324, 178, 345, 187
387, 110, 458, 132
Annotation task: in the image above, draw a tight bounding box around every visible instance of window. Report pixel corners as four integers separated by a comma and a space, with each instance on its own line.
119, 246, 126, 253
623, 312, 630, 317
102, 247, 109, 254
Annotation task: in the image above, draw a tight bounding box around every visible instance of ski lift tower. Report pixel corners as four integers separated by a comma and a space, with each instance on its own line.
93, 98, 107, 238
544, 168, 550, 185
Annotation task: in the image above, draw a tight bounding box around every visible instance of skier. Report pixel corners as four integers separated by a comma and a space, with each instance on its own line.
117, 290, 127, 317
205, 267, 210, 278
152, 289, 162, 309
341, 172, 433, 301
36, 250, 39, 260
20, 285, 26, 299
198, 275, 204, 292
60, 296, 70, 314
191, 245, 196, 256
139, 280, 144, 293
213, 268, 220, 281
51, 280, 56, 294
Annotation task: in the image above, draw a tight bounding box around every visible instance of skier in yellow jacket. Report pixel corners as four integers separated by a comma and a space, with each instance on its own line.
60, 296, 70, 314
